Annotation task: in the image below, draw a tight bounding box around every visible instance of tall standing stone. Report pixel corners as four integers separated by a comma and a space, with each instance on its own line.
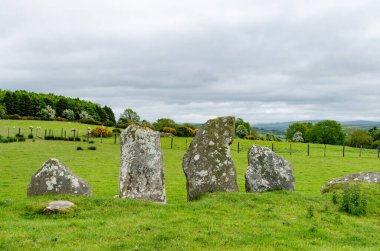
119, 125, 166, 203
183, 116, 238, 201
245, 144, 295, 192
27, 158, 92, 197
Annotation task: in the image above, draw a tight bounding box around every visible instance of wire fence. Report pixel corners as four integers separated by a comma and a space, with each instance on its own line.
2, 127, 380, 158
160, 137, 380, 159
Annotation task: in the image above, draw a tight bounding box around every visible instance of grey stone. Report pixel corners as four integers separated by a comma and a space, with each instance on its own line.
119, 125, 166, 203
44, 200, 75, 213
183, 116, 238, 201
27, 158, 92, 197
245, 144, 295, 192
321, 172, 380, 193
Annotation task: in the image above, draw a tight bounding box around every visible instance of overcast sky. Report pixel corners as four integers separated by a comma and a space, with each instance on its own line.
1, 0, 380, 124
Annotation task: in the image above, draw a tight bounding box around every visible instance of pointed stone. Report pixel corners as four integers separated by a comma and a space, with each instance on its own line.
183, 116, 238, 201
27, 158, 92, 197
119, 125, 166, 203
245, 144, 295, 193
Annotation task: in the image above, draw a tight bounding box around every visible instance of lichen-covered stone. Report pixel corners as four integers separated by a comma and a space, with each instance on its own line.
27, 158, 92, 197
183, 116, 238, 201
245, 144, 295, 192
119, 125, 166, 203
321, 172, 380, 193
44, 200, 75, 213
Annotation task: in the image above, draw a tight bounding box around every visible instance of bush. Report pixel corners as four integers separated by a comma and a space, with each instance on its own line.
88, 146, 96, 150
245, 134, 261, 140
163, 127, 176, 134
90, 126, 112, 137
1, 136, 18, 143
339, 184, 367, 216
88, 140, 95, 144
76, 146, 83, 151
28, 134, 34, 139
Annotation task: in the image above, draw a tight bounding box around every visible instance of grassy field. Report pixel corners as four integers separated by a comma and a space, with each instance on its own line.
0, 120, 380, 250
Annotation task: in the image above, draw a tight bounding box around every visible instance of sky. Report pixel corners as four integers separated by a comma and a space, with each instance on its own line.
1, 0, 380, 124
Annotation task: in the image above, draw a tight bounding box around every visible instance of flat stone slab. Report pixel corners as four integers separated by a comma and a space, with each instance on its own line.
27, 158, 92, 197
245, 144, 295, 192
321, 172, 380, 193
44, 200, 75, 213
183, 116, 238, 201
119, 125, 166, 203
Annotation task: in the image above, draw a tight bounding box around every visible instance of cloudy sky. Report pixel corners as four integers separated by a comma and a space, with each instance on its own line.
1, 0, 380, 124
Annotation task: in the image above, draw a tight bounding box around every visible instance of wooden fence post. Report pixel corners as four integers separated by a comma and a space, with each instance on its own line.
272, 143, 274, 151
171, 137, 173, 149
307, 144, 310, 156
238, 142, 240, 153
324, 144, 326, 157
343, 145, 345, 158
290, 144, 292, 155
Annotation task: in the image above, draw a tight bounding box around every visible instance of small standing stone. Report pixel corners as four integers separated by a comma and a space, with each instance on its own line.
119, 125, 166, 203
27, 158, 92, 197
183, 116, 238, 201
245, 144, 295, 192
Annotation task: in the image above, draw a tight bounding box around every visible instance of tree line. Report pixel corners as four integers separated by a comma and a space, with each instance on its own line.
0, 90, 115, 125
286, 121, 380, 149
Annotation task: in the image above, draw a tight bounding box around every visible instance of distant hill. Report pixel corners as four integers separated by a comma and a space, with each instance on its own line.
253, 120, 380, 136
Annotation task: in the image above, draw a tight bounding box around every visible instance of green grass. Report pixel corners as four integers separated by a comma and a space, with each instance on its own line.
0, 120, 380, 250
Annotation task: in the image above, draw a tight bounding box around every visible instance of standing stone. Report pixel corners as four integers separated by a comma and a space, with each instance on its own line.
27, 158, 92, 197
321, 172, 380, 193
119, 125, 166, 203
183, 116, 238, 201
245, 144, 295, 192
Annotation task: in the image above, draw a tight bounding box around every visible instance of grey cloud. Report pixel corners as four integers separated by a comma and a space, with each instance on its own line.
1, 0, 380, 123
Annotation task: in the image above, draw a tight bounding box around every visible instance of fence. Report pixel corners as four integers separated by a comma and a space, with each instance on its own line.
160, 137, 380, 158
2, 127, 380, 158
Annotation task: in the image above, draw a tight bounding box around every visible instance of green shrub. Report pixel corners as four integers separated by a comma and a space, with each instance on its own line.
88, 146, 96, 150
28, 134, 34, 139
76, 146, 83, 151
340, 184, 367, 216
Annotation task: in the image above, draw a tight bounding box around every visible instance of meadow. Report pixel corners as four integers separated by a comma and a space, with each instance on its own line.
0, 120, 379, 250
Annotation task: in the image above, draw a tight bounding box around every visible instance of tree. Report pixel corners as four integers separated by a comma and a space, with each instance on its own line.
79, 110, 91, 120
62, 109, 75, 121
348, 129, 373, 148
118, 108, 140, 124
292, 131, 304, 142
55, 98, 69, 117
308, 120, 345, 145
286, 122, 312, 141
153, 118, 177, 131
103, 106, 116, 123
236, 124, 248, 138
39, 105, 56, 120
235, 118, 251, 135
0, 104, 5, 118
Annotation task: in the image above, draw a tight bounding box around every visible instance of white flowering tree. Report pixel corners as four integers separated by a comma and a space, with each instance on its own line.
79, 110, 91, 120
292, 131, 304, 143
62, 109, 75, 120
39, 105, 56, 120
